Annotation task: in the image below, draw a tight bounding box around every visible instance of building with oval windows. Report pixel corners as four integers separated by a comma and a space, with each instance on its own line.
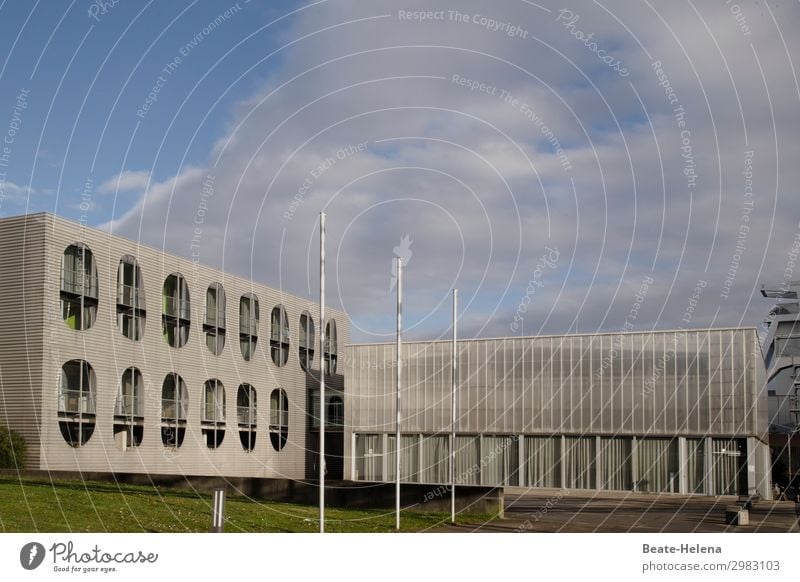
0, 213, 346, 480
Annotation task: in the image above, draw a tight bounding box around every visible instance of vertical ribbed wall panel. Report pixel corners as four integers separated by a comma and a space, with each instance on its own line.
345, 328, 766, 440
0, 214, 47, 468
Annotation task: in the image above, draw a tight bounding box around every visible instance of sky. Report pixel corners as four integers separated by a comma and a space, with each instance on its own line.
0, 0, 797, 344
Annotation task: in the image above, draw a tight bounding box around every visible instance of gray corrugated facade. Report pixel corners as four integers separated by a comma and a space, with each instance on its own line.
0, 215, 47, 468
0, 213, 347, 479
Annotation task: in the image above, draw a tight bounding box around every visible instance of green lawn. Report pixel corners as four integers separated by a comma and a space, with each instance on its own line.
0, 477, 485, 533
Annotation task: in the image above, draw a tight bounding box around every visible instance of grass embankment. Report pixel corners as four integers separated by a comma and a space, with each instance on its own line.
0, 477, 486, 533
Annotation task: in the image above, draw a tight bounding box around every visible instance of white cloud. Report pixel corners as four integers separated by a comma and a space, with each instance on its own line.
0, 180, 33, 198
98, 170, 151, 194
105, 0, 800, 342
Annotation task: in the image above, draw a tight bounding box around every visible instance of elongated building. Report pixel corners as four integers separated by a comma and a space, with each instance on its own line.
345, 330, 771, 498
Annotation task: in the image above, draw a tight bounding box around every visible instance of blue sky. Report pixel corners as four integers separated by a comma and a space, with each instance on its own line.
0, 1, 294, 216
1, 1, 798, 343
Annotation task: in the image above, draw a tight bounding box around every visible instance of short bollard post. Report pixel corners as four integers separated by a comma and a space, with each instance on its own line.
210, 488, 226, 533
794, 502, 800, 532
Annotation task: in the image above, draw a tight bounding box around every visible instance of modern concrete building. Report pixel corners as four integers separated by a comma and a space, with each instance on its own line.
761, 282, 800, 486
0, 212, 776, 499
345, 331, 772, 499
0, 213, 347, 480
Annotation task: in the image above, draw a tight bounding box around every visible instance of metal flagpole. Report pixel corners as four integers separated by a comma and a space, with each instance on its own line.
450, 288, 458, 523
396, 257, 402, 530
319, 212, 326, 533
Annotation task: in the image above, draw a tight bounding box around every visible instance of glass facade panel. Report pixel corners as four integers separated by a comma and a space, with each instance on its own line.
524, 436, 561, 488
204, 283, 226, 356
687, 438, 705, 494
381, 434, 424, 483
420, 435, 448, 484
299, 311, 315, 369
482, 435, 519, 486
385, 435, 395, 482
117, 255, 145, 340
400, 435, 419, 483
564, 436, 595, 489
162, 274, 190, 348
115, 367, 144, 418
599, 437, 632, 491
61, 244, 98, 331
325, 319, 338, 375
711, 438, 742, 495
356, 434, 383, 481
270, 305, 290, 366
58, 359, 97, 447
636, 438, 679, 493
455, 435, 480, 485
239, 294, 259, 361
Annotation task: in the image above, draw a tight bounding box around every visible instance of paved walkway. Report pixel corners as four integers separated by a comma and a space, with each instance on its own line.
441, 488, 799, 533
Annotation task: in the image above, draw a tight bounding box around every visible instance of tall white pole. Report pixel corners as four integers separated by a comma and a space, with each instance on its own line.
450, 288, 458, 523
396, 257, 402, 531
319, 212, 326, 533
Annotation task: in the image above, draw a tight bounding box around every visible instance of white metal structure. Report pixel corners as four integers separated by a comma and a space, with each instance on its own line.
319, 212, 326, 533
395, 257, 402, 530
450, 288, 458, 523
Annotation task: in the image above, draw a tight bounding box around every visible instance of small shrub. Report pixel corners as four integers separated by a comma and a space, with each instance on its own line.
0, 426, 26, 469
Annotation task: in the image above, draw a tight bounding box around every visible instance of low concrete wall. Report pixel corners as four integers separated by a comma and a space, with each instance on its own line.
301, 481, 503, 516
1, 470, 503, 516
